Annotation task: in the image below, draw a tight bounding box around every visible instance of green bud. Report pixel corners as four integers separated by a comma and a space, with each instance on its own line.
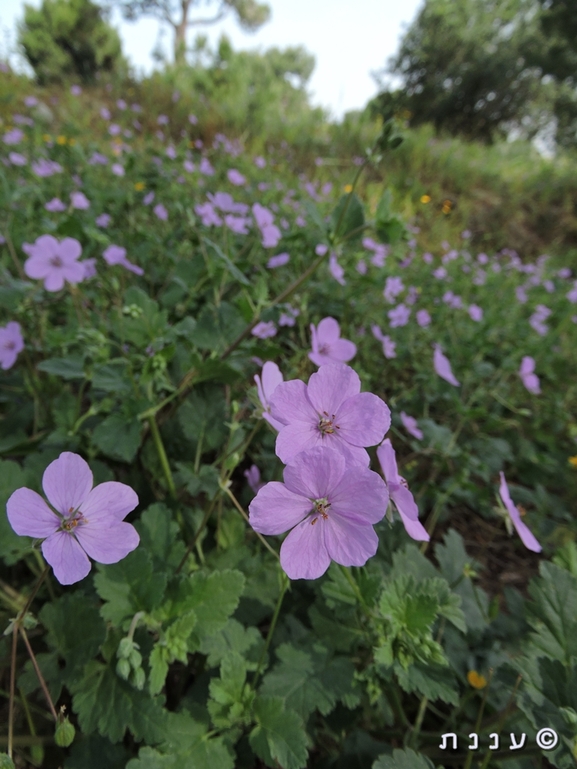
0, 754, 16, 769
223, 452, 241, 471
129, 648, 142, 669
116, 658, 131, 680
132, 667, 146, 690
561, 707, 577, 727
54, 717, 75, 747
117, 637, 134, 659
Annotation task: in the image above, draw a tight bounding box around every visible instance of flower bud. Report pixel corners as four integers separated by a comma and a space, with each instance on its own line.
129, 648, 142, 669
117, 637, 134, 659
132, 667, 146, 690
116, 658, 131, 680
54, 717, 75, 747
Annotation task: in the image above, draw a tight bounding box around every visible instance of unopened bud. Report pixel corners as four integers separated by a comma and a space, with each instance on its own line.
116, 658, 131, 680
117, 637, 134, 659
132, 667, 146, 690
129, 648, 142, 669
54, 717, 75, 747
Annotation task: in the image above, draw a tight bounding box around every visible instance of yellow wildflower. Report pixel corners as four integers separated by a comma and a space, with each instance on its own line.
56, 135, 67, 145
68, 138, 76, 146
420, 194, 431, 204
467, 670, 488, 689
42, 133, 52, 142
134, 182, 145, 191
343, 184, 353, 193
569, 456, 577, 468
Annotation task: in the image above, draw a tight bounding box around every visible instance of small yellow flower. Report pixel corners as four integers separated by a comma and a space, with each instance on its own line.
56, 135, 67, 145
42, 133, 52, 142
569, 456, 577, 468
442, 199, 452, 214
68, 138, 76, 146
343, 184, 353, 193
467, 670, 488, 689
420, 194, 431, 204
134, 182, 145, 191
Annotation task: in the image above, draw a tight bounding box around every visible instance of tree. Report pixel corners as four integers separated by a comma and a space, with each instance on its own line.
376, 0, 548, 144
111, 0, 271, 65
18, 0, 126, 85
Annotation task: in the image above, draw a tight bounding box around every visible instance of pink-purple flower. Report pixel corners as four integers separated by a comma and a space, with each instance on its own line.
6, 452, 140, 584
371, 325, 396, 359
103, 245, 144, 276
249, 447, 389, 579
388, 303, 410, 328
154, 203, 168, 221
498, 472, 541, 553
416, 309, 431, 328
70, 191, 90, 210
255, 361, 284, 431
433, 344, 460, 386
23, 235, 85, 291
44, 197, 66, 212
267, 252, 290, 268
269, 363, 391, 466
0, 321, 24, 370
518, 356, 540, 395
377, 439, 429, 541
309, 317, 356, 367
399, 412, 423, 440
251, 321, 277, 339
244, 464, 264, 494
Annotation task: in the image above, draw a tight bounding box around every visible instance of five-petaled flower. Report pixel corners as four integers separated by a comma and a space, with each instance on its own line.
376, 439, 429, 541
309, 317, 356, 367
23, 235, 85, 292
269, 363, 391, 466
254, 361, 284, 431
7, 452, 140, 584
0, 321, 24, 370
249, 447, 389, 579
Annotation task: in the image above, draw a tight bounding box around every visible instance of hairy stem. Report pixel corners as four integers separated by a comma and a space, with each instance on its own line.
148, 415, 176, 499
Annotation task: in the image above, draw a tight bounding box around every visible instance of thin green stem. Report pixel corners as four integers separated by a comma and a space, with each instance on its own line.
148, 415, 176, 499
175, 494, 220, 574
8, 624, 18, 758
221, 483, 279, 560
20, 627, 58, 721
463, 668, 494, 769
251, 572, 289, 691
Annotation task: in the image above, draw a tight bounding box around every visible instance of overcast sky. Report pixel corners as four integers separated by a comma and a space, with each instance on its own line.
0, 0, 424, 119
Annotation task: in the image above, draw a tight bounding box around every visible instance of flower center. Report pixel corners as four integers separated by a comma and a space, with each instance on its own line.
50, 256, 63, 267
318, 410, 339, 435
61, 507, 87, 532
318, 343, 329, 355
310, 497, 331, 525
4, 341, 15, 350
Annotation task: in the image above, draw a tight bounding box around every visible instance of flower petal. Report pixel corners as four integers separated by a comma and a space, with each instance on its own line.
280, 517, 331, 579
59, 237, 82, 261
398, 514, 430, 542
261, 361, 283, 401
324, 518, 378, 567
316, 317, 341, 344
43, 271, 66, 292
6, 488, 61, 538
498, 472, 542, 553
42, 452, 93, 515
328, 338, 357, 362
79, 482, 138, 521
249, 482, 312, 535
376, 439, 400, 484
391, 485, 420, 521
307, 363, 360, 416
42, 531, 91, 585
75, 521, 140, 564
330, 467, 389, 525
269, 379, 317, 425
433, 345, 460, 386
283, 446, 346, 500
275, 421, 324, 464
335, 392, 391, 447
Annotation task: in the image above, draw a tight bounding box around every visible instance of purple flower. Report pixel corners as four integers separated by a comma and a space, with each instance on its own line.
371, 325, 396, 359
81, 258, 97, 279
477, 252, 489, 265
23, 235, 85, 291
183, 160, 195, 173
356, 260, 367, 275
255, 361, 284, 431
70, 191, 90, 210
433, 344, 460, 386
199, 157, 215, 176
154, 204, 168, 221
188, 113, 198, 124
111, 163, 125, 177
269, 363, 391, 466
279, 305, 299, 327
103, 245, 144, 276
519, 356, 540, 395
468, 304, 483, 321
100, 107, 111, 120
267, 252, 290, 269
225, 214, 250, 235
442, 291, 463, 309
516, 286, 528, 303
44, 197, 66, 212
195, 202, 222, 227
383, 276, 404, 303
433, 266, 447, 280
244, 464, 264, 494
529, 304, 551, 336
254, 156, 266, 168
566, 281, 577, 303
377, 439, 429, 541
88, 151, 108, 165
0, 321, 24, 370
422, 252, 433, 264
32, 158, 62, 177
108, 123, 121, 136
249, 447, 389, 580
9, 152, 27, 166
157, 114, 169, 125
328, 253, 346, 285
498, 472, 541, 553
70, 85, 82, 96
309, 317, 356, 367
24, 96, 38, 107
96, 213, 111, 228
315, 244, 328, 256
143, 191, 155, 206
388, 304, 410, 328
416, 309, 431, 328
399, 412, 423, 440
251, 321, 277, 339
3, 128, 24, 145
165, 145, 176, 160
6, 452, 139, 584
227, 169, 246, 186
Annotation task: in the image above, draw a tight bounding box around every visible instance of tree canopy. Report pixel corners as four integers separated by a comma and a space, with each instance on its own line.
18, 0, 126, 85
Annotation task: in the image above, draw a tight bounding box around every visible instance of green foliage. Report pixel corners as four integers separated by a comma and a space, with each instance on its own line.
249, 695, 310, 769
18, 0, 126, 84
373, 748, 435, 769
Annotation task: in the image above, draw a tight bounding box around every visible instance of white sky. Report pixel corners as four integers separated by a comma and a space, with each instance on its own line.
0, 0, 424, 119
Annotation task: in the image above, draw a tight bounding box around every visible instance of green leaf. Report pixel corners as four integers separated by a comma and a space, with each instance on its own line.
261, 643, 360, 719
373, 748, 435, 769
148, 645, 170, 697
203, 237, 250, 285
526, 562, 577, 664
208, 651, 253, 728
330, 192, 365, 240
39, 593, 106, 682
250, 695, 310, 769
200, 618, 262, 668
92, 413, 142, 462
553, 541, 577, 579
136, 504, 186, 572
0, 459, 36, 564
69, 661, 168, 743
177, 387, 227, 453
395, 663, 459, 705
95, 550, 167, 627
37, 356, 84, 380
193, 302, 245, 351
64, 734, 129, 769
91, 361, 132, 393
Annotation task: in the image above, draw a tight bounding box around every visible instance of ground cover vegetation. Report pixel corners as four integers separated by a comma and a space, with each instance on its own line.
1, 3, 577, 768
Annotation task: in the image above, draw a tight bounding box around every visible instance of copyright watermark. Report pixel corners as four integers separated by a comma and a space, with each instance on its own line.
439, 729, 559, 751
